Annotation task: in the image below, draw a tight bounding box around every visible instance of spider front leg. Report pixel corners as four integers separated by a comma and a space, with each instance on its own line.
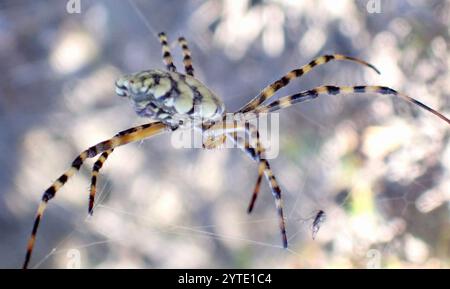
23, 122, 169, 269
178, 37, 195, 76
88, 149, 114, 215
158, 32, 177, 72
252, 85, 450, 125
239, 54, 380, 113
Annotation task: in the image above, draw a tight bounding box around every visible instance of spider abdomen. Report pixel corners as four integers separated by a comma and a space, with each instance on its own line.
115, 69, 225, 126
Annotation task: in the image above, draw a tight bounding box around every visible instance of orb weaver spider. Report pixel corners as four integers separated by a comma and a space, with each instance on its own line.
23, 32, 450, 269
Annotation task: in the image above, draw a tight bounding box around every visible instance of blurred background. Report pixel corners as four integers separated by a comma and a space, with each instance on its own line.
1, 0, 449, 268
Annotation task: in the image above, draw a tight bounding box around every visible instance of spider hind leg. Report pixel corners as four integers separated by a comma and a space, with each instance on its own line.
226, 123, 288, 248
23, 122, 168, 269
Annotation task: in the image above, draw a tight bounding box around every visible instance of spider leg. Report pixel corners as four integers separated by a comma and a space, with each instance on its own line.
158, 32, 177, 72
203, 121, 287, 248
252, 85, 450, 125
205, 121, 268, 214
248, 160, 264, 213
232, 123, 265, 213
23, 121, 169, 269
226, 125, 288, 248
239, 54, 380, 113
259, 158, 288, 248
88, 149, 114, 215
245, 124, 270, 214
178, 37, 194, 76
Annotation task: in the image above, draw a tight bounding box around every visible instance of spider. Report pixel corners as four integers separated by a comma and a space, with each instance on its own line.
23, 32, 450, 269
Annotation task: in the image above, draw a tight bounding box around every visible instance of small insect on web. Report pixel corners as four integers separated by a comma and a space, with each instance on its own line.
22, 32, 450, 269
296, 210, 326, 240
311, 210, 326, 240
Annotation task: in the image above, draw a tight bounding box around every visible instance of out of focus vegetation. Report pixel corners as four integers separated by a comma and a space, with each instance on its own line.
0, 0, 449, 268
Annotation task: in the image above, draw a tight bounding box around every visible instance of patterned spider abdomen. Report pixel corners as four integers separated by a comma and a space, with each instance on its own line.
115, 69, 225, 126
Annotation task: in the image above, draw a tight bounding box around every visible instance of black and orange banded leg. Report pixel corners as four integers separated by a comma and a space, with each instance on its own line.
216, 121, 266, 214
260, 158, 287, 248
243, 123, 266, 214
248, 161, 265, 213
23, 121, 169, 269
88, 149, 114, 215
158, 32, 177, 72
229, 122, 265, 214
178, 37, 194, 76
227, 125, 288, 248
253, 85, 450, 125
239, 54, 380, 113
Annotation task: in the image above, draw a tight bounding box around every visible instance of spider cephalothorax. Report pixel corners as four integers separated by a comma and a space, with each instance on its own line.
23, 32, 450, 269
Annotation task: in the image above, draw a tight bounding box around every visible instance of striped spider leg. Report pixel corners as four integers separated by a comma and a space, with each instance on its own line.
219, 121, 267, 214
252, 85, 450, 125
231, 122, 288, 245
239, 54, 380, 113
239, 122, 266, 214
203, 120, 288, 248
205, 120, 267, 213
178, 36, 194, 76
88, 149, 113, 215
232, 124, 287, 248
23, 122, 170, 269
158, 32, 195, 76
158, 32, 177, 72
